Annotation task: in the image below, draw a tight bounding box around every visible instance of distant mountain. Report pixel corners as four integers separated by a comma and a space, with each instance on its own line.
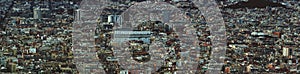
223, 0, 286, 9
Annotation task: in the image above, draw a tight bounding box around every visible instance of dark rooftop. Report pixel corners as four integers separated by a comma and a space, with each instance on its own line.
223, 0, 286, 9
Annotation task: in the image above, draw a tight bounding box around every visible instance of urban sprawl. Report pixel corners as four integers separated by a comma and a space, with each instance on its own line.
0, 0, 299, 74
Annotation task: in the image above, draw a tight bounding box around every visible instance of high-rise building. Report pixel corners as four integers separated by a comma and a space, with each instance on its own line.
112, 30, 152, 44
171, 0, 188, 2
8, 63, 16, 72
120, 70, 129, 74
33, 7, 42, 19
75, 9, 81, 21
282, 47, 290, 56
108, 15, 122, 26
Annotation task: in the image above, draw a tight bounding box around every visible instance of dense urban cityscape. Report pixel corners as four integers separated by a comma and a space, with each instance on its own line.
0, 0, 299, 74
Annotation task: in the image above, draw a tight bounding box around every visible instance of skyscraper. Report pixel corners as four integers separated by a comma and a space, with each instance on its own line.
283, 47, 289, 56
75, 9, 81, 21
33, 7, 42, 19
108, 15, 122, 26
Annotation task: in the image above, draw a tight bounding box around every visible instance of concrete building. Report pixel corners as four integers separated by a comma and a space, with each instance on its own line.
171, 0, 188, 2
120, 70, 129, 74
33, 7, 42, 19
75, 9, 81, 21
112, 30, 152, 44
283, 47, 289, 56
107, 15, 122, 26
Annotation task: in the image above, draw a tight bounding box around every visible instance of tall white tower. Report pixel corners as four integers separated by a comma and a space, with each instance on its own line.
75, 9, 81, 21
107, 15, 122, 26
33, 7, 42, 19
283, 47, 289, 56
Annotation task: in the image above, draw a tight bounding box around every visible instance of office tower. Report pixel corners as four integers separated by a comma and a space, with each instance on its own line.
33, 7, 42, 19
108, 15, 122, 26
283, 47, 289, 56
75, 9, 81, 21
